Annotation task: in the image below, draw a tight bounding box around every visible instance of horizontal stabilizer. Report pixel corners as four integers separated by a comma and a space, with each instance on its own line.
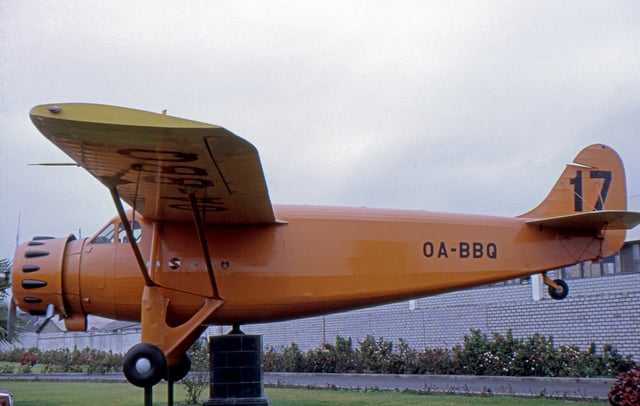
526, 210, 640, 232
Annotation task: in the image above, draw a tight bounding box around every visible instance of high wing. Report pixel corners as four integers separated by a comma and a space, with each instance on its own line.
30, 103, 276, 224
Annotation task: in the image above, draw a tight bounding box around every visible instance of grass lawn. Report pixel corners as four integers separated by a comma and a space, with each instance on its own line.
269, 388, 605, 406
0, 382, 605, 405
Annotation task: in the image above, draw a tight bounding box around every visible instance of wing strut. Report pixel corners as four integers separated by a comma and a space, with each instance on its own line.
109, 186, 155, 287
188, 192, 222, 300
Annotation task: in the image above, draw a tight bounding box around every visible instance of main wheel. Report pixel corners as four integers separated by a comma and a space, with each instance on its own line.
548, 279, 569, 300
123, 343, 167, 387
166, 353, 191, 382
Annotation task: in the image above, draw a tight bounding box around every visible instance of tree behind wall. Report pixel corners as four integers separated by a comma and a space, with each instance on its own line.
0, 258, 23, 345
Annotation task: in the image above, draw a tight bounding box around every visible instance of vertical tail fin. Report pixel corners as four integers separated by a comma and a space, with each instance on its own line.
519, 144, 627, 219
519, 144, 640, 260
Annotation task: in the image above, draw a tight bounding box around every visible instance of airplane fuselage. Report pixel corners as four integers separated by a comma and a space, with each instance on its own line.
14, 204, 621, 329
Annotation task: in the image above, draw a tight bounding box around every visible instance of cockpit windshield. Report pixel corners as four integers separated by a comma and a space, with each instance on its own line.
118, 221, 142, 243
92, 221, 141, 244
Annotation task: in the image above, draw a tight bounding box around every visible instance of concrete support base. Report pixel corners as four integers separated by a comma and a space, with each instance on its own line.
202, 333, 268, 406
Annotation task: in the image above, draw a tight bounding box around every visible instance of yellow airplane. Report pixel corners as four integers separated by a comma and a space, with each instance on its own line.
11, 103, 640, 389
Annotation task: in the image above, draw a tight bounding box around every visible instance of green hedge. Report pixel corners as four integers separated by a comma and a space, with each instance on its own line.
0, 346, 123, 374
263, 329, 637, 378
0, 329, 635, 378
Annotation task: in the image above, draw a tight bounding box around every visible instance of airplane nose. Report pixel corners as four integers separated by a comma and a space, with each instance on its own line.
12, 236, 73, 317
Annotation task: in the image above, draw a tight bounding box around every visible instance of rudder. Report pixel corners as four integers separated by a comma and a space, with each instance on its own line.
519, 144, 627, 219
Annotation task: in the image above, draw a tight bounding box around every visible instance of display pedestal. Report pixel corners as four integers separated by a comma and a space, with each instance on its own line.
202, 333, 268, 406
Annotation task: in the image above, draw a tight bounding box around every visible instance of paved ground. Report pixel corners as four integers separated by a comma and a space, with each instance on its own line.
1, 372, 614, 400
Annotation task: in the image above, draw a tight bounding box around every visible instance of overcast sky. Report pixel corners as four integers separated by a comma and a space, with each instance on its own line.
1, 1, 640, 260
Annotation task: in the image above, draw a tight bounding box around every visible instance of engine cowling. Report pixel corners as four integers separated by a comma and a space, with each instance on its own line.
12, 235, 87, 331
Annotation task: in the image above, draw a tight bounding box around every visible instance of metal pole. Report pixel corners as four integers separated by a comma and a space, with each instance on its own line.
144, 386, 152, 406
168, 379, 174, 406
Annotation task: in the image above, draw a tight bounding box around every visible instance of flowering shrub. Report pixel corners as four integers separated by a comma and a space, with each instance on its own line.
262, 330, 637, 378
416, 347, 453, 375
0, 346, 123, 373
19, 352, 37, 366
0, 348, 24, 363
608, 369, 640, 406
183, 339, 209, 405
360, 335, 395, 373
0, 330, 636, 379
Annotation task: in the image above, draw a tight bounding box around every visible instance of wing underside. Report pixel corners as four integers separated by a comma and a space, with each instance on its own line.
30, 103, 276, 224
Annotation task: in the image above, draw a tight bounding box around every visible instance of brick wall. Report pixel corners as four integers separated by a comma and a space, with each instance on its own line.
7, 327, 141, 354
240, 272, 640, 359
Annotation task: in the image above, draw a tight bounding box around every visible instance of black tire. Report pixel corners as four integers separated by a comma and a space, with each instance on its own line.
548, 279, 569, 300
123, 343, 167, 388
166, 352, 191, 382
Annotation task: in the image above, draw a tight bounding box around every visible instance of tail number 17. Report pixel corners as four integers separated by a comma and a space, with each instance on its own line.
569, 170, 611, 212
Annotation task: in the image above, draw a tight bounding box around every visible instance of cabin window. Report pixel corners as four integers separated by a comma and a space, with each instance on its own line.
118, 221, 142, 243
91, 223, 116, 244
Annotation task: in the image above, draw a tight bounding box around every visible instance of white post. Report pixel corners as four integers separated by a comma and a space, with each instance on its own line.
531, 274, 544, 301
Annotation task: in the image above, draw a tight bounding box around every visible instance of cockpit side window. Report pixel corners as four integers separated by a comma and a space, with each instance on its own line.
91, 223, 116, 244
118, 221, 142, 244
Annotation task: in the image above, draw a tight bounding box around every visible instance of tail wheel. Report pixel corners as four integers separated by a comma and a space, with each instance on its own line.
548, 279, 569, 300
123, 343, 167, 387
166, 352, 191, 382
